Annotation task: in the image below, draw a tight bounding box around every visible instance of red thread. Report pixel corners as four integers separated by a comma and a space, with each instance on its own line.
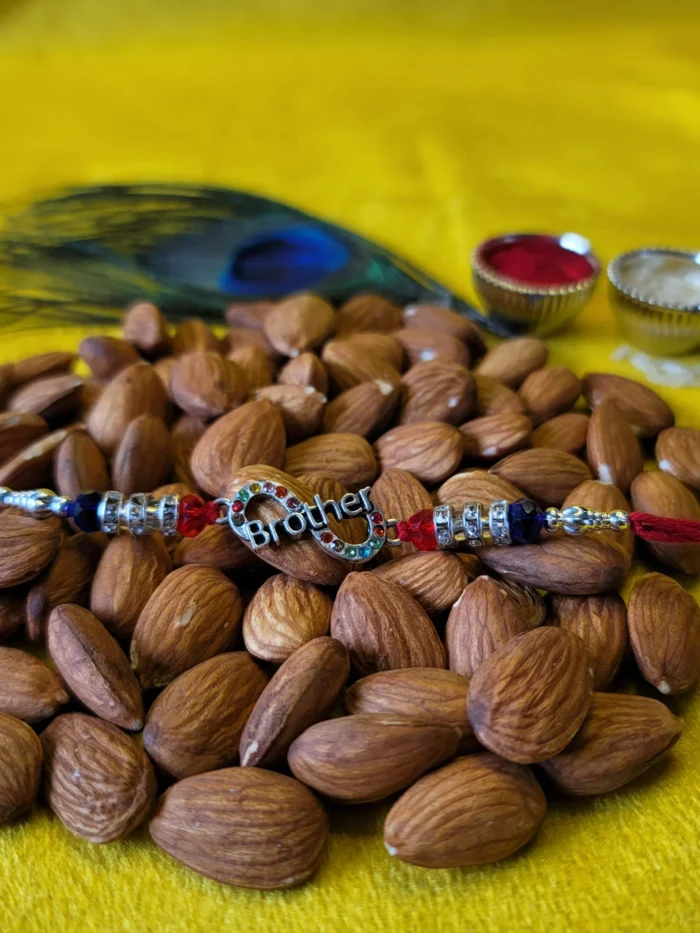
629, 512, 700, 544
396, 510, 438, 551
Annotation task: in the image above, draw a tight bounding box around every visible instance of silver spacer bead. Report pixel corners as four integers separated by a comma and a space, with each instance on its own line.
157, 495, 181, 537
120, 493, 157, 536
488, 500, 511, 546
98, 492, 123, 534
49, 496, 72, 517
545, 507, 562, 533
433, 504, 456, 549
461, 501, 484, 547
23, 489, 56, 518
609, 509, 630, 531
0, 486, 10, 504
561, 505, 589, 535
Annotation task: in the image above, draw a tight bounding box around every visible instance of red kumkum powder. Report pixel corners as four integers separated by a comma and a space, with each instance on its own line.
481, 235, 595, 286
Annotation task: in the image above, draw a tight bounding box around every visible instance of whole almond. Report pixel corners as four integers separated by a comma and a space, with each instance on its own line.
0, 712, 42, 823
402, 304, 487, 357
540, 693, 683, 795
335, 294, 402, 335
79, 336, 141, 382
384, 753, 545, 867
437, 469, 524, 510
172, 318, 220, 355
48, 604, 143, 730
8, 374, 83, 422
446, 576, 545, 678
143, 652, 269, 778
0, 591, 26, 642
86, 362, 168, 454
475, 337, 549, 387
342, 332, 405, 370
123, 301, 170, 356
467, 627, 593, 763
321, 338, 401, 391
370, 468, 433, 560
228, 326, 278, 359
563, 479, 634, 557
490, 448, 592, 506
374, 422, 463, 484
372, 551, 468, 615
0, 364, 12, 404
285, 433, 377, 490
26, 534, 103, 641
131, 565, 243, 688
532, 412, 589, 454
11, 352, 76, 387
91, 534, 172, 640
53, 430, 110, 499
150, 767, 328, 889
583, 372, 674, 439
243, 574, 333, 664
393, 327, 470, 367
288, 714, 459, 803
191, 399, 286, 497
460, 413, 532, 462
0, 425, 81, 489
586, 398, 643, 492
42, 712, 156, 842
628, 572, 700, 695
170, 350, 248, 418
0, 648, 68, 722
153, 356, 177, 397
264, 294, 335, 357
330, 572, 445, 675
630, 471, 700, 574
0, 412, 48, 463
474, 374, 527, 416
344, 668, 475, 751
228, 344, 276, 390
255, 384, 326, 441
224, 301, 274, 330
277, 352, 328, 394
172, 413, 206, 488
0, 512, 60, 588
174, 521, 260, 571
112, 415, 172, 496
399, 360, 476, 425
240, 637, 350, 767
518, 366, 581, 425
656, 426, 700, 490
322, 380, 399, 438
550, 592, 628, 689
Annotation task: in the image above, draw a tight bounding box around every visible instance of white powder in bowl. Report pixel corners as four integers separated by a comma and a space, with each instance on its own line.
618, 252, 700, 306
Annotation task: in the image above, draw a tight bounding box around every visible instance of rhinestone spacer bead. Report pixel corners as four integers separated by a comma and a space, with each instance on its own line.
488, 499, 511, 546
433, 504, 456, 549
461, 501, 484, 547
98, 491, 123, 534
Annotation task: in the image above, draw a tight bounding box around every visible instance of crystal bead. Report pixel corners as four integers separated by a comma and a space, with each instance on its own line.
177, 494, 206, 537
507, 498, 545, 545
67, 491, 102, 533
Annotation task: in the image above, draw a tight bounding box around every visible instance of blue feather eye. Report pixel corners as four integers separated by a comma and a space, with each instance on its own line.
219, 225, 351, 297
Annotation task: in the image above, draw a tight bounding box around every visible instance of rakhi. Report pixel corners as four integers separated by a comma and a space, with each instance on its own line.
2, 478, 700, 563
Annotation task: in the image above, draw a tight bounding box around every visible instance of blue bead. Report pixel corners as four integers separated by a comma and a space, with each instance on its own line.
508, 498, 545, 545
68, 491, 103, 533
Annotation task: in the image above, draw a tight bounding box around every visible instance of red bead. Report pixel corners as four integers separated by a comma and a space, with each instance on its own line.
177, 495, 206, 537
286, 496, 300, 510
275, 486, 288, 498
374, 526, 385, 537
231, 500, 243, 513
481, 235, 594, 286
371, 512, 383, 524
203, 501, 221, 524
320, 531, 333, 543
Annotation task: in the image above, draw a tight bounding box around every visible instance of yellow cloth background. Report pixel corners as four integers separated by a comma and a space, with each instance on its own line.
1, 2, 700, 930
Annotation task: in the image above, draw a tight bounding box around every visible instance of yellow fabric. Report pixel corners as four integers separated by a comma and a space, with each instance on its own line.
1, 3, 700, 930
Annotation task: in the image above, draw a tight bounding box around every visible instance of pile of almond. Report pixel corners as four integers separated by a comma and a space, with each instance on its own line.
0, 293, 698, 890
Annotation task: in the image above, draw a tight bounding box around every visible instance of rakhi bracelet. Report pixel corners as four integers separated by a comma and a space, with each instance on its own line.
2, 477, 700, 565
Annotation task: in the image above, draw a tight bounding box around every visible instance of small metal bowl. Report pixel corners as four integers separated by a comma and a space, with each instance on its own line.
608, 247, 700, 356
471, 232, 600, 337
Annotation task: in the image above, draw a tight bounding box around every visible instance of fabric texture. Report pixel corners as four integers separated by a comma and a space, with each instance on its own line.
0, 2, 699, 930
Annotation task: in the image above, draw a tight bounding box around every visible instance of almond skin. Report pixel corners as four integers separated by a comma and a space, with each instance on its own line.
0, 412, 48, 463
0, 591, 26, 642
264, 294, 335, 357
123, 300, 170, 356
170, 350, 248, 418
322, 380, 399, 438
79, 336, 141, 382
370, 468, 433, 560
656, 426, 700, 490
173, 318, 220, 355
475, 337, 549, 388
255, 384, 326, 441
436, 469, 524, 510
474, 375, 527, 416
628, 572, 700, 695
399, 360, 476, 425
393, 328, 470, 367
172, 413, 206, 488
582, 372, 674, 439
143, 652, 269, 778
149, 767, 328, 890
240, 637, 350, 768
112, 414, 172, 496
7, 373, 83, 422
372, 551, 468, 615
460, 412, 532, 462
402, 304, 487, 356
10, 351, 76, 387
335, 294, 402, 336
321, 338, 401, 391
48, 605, 143, 730
277, 352, 328, 394
285, 433, 377, 490
344, 668, 475, 751
0, 648, 69, 722
342, 332, 405, 371
0, 512, 60, 588
532, 412, 589, 454
86, 361, 168, 455
224, 300, 274, 330
0, 712, 42, 823
330, 572, 445, 675
53, 430, 110, 499
586, 398, 643, 493
384, 753, 546, 867
518, 366, 581, 425
446, 576, 545, 678
228, 344, 276, 390
131, 565, 243, 688
540, 693, 683, 795
467, 627, 593, 763
490, 448, 592, 506
174, 521, 260, 571
550, 592, 627, 690
288, 714, 460, 803
0, 425, 82, 489
374, 422, 463, 484
630, 471, 700, 574
42, 712, 156, 843
228, 326, 278, 360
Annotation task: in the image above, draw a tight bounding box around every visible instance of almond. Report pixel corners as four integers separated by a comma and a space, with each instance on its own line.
264, 294, 335, 357
346, 332, 405, 369
0, 512, 60, 588
228, 326, 278, 359
143, 652, 268, 778
344, 668, 475, 751
563, 479, 634, 558
42, 712, 156, 842
321, 338, 401, 391
149, 768, 328, 889
153, 356, 177, 396
131, 565, 243, 688
0, 425, 81, 488
288, 714, 459, 803
330, 572, 445, 675
0, 412, 48, 463
474, 374, 527, 416
467, 627, 593, 763
240, 637, 350, 767
518, 366, 581, 425
228, 344, 276, 390
79, 336, 141, 382
0, 648, 68, 722
583, 372, 674, 438
402, 304, 487, 356
370, 468, 433, 560
446, 576, 545, 678
243, 573, 333, 664
123, 301, 170, 356
277, 352, 328, 394
532, 412, 589, 454
436, 469, 524, 510
172, 413, 206, 488
90, 534, 172, 640
384, 752, 545, 867
0, 591, 26, 642
0, 712, 42, 823
48, 604, 143, 730
174, 521, 260, 571
399, 361, 476, 425
172, 318, 220, 355
475, 337, 549, 387
53, 430, 110, 499
540, 693, 683, 795
628, 572, 700, 695
393, 327, 470, 367
656, 426, 700, 490
460, 412, 532, 462
255, 384, 326, 441
112, 414, 172, 496
7, 374, 83, 422
372, 551, 468, 615
170, 350, 248, 418
0, 364, 12, 404
335, 294, 402, 336
191, 398, 286, 497
550, 592, 628, 690
490, 448, 592, 506
295, 473, 367, 544
586, 398, 643, 492
630, 471, 700, 574
322, 380, 399, 438
224, 301, 274, 330
86, 361, 168, 454
10, 352, 75, 387
374, 422, 463, 484
285, 433, 377, 490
